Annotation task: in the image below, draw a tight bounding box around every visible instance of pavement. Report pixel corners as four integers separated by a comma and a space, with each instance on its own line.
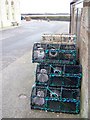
0, 25, 19, 31
1, 51, 81, 118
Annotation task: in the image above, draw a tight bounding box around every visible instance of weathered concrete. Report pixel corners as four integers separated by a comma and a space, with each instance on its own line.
70, 0, 90, 118
79, 3, 90, 118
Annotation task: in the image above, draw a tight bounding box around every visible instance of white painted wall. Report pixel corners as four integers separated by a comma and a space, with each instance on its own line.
0, 0, 21, 28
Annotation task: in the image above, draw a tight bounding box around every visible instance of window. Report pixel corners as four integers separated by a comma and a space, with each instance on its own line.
11, 1, 15, 20
5, 0, 9, 20
11, 1, 14, 5
5, 0, 8, 5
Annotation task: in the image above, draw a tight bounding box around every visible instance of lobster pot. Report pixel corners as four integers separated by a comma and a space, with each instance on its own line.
42, 34, 76, 44
49, 64, 82, 77
60, 100, 80, 114
36, 63, 82, 76
61, 88, 80, 100
30, 85, 80, 113
42, 34, 53, 41
36, 64, 50, 74
61, 34, 76, 44
46, 99, 80, 114
36, 64, 50, 86
32, 49, 77, 65
46, 87, 61, 99
32, 43, 77, 64
42, 34, 62, 43
36, 64, 63, 86
49, 75, 81, 88
32, 43, 46, 63
46, 99, 61, 112
65, 65, 82, 77
36, 64, 64, 75
31, 86, 47, 110
46, 43, 76, 50
46, 87, 80, 100
33, 42, 47, 50
36, 71, 49, 86
32, 43, 77, 51
60, 44, 77, 51
50, 64, 63, 75
45, 49, 77, 64
45, 44, 76, 63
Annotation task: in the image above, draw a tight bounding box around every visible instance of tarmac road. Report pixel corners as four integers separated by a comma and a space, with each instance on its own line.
1, 20, 81, 118
1, 20, 69, 70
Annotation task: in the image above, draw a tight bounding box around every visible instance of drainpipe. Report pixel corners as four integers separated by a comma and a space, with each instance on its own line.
69, 1, 75, 33
69, 0, 84, 33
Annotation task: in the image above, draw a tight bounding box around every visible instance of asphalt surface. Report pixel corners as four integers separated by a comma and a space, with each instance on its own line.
0, 20, 82, 118
1, 20, 69, 70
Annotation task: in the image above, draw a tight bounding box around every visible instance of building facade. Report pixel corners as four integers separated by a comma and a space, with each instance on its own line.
0, 0, 21, 28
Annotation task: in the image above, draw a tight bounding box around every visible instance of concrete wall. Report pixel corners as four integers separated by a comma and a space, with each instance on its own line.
71, 0, 90, 118
0, 0, 21, 28
79, 1, 90, 118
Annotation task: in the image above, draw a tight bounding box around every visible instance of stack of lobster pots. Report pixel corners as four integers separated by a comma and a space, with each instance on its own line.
30, 34, 82, 114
